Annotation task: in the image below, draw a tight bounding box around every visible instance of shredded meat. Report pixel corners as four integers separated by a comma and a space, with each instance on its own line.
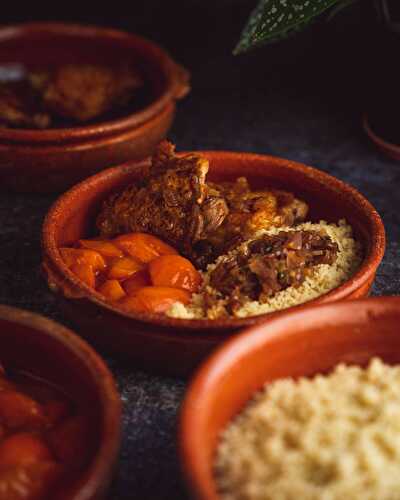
31, 64, 143, 122
207, 230, 338, 314
97, 141, 310, 268
0, 81, 50, 129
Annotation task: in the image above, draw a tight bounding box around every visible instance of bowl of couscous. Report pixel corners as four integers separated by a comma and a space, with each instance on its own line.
180, 296, 400, 499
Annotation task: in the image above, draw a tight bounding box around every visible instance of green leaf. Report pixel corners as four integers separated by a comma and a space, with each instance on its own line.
234, 0, 344, 54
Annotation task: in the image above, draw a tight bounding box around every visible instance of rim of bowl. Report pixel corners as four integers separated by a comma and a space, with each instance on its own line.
42, 151, 386, 332
363, 113, 400, 161
0, 22, 188, 143
179, 296, 400, 500
0, 304, 122, 500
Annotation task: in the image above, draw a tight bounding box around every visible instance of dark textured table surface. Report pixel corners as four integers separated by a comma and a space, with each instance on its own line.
0, 3, 399, 499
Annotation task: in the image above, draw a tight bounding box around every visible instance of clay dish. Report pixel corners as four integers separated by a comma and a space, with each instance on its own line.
0, 22, 189, 192
42, 151, 385, 375
179, 296, 400, 499
0, 304, 122, 500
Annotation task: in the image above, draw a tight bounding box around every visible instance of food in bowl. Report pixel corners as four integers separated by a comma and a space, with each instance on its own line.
60, 141, 362, 318
215, 358, 400, 500
0, 63, 143, 128
59, 233, 201, 314
0, 361, 90, 499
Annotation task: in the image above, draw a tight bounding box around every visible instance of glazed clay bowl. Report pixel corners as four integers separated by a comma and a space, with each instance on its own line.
0, 304, 122, 500
42, 151, 385, 376
179, 296, 400, 499
0, 22, 189, 192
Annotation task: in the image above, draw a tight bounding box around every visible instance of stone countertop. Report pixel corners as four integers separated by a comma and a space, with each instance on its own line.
0, 3, 399, 499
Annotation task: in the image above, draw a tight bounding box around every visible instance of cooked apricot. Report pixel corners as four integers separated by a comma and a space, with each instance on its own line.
114, 233, 177, 263
69, 262, 96, 288
78, 239, 123, 258
149, 255, 201, 292
121, 286, 191, 314
59, 248, 106, 272
107, 257, 143, 280
98, 280, 126, 301
0, 391, 47, 431
0, 433, 52, 467
0, 461, 59, 500
122, 269, 151, 295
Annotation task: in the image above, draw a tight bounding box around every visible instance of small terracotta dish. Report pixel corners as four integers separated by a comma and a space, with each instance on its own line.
0, 304, 122, 500
0, 23, 189, 192
42, 151, 385, 376
179, 296, 400, 500
363, 113, 400, 161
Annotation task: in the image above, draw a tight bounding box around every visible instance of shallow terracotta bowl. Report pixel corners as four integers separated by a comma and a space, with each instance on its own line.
0, 22, 189, 192
179, 296, 400, 499
42, 151, 385, 376
0, 304, 122, 500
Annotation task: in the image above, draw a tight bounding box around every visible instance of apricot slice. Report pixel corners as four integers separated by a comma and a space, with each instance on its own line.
0, 433, 52, 468
122, 270, 151, 295
0, 391, 48, 431
121, 286, 191, 314
59, 248, 106, 272
78, 239, 123, 258
69, 262, 96, 288
149, 255, 201, 292
0, 461, 59, 500
98, 280, 126, 301
114, 233, 177, 263
107, 257, 143, 280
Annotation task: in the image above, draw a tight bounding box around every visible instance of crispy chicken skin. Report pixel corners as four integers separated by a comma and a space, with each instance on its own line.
31, 64, 143, 122
97, 141, 229, 256
0, 82, 50, 129
97, 141, 309, 267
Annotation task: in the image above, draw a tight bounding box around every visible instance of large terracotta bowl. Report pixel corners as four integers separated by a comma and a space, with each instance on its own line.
42, 152, 385, 376
179, 296, 400, 500
0, 304, 122, 500
0, 23, 189, 192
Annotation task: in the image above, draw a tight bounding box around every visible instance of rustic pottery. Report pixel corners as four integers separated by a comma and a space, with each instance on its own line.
0, 304, 122, 500
179, 296, 400, 500
0, 23, 189, 192
42, 151, 385, 376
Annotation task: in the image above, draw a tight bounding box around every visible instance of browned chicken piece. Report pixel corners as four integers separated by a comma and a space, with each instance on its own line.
97, 141, 229, 256
200, 178, 309, 265
0, 82, 50, 129
97, 142, 309, 267
206, 230, 339, 315
30, 64, 143, 122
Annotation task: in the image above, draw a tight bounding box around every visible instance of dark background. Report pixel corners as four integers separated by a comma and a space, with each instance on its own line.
0, 2, 399, 499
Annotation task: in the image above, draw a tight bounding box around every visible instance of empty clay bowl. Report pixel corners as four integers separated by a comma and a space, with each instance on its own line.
42, 151, 385, 376
0, 304, 122, 500
0, 23, 189, 192
179, 296, 400, 499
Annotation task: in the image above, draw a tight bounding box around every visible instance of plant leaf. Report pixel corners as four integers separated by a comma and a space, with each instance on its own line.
234, 0, 344, 54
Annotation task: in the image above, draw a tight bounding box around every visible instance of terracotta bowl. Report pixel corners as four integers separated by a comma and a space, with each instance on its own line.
179, 296, 400, 499
363, 113, 400, 161
0, 23, 189, 192
0, 304, 122, 500
42, 151, 385, 376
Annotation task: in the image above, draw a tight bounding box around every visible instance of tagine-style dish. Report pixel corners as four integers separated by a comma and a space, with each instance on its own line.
215, 358, 400, 500
0, 63, 143, 128
0, 361, 90, 499
59, 141, 362, 319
